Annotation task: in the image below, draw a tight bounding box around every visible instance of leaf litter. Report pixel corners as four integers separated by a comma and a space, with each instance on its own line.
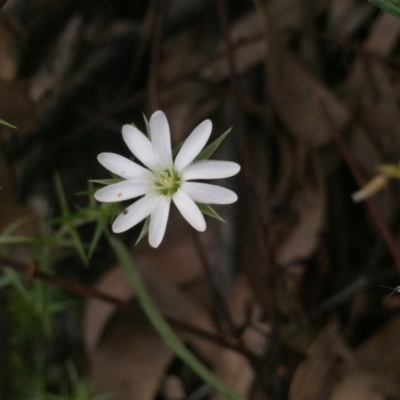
4, 0, 400, 398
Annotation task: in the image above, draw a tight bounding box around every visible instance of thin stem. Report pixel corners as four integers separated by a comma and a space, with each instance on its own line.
217, 0, 280, 396
0, 254, 252, 356
109, 234, 246, 400
319, 100, 400, 273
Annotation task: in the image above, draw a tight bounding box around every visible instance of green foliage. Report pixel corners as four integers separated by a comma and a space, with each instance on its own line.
197, 203, 226, 222
195, 127, 232, 161
109, 234, 245, 400
0, 118, 16, 128
368, 0, 400, 19
0, 177, 114, 399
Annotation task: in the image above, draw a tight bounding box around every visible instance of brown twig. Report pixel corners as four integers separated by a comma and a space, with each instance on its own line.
319, 100, 400, 274
0, 254, 257, 357
216, 0, 280, 395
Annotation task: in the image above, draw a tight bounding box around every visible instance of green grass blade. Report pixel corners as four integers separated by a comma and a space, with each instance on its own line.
54, 174, 89, 266
0, 118, 16, 128
135, 217, 150, 246
89, 178, 123, 185
197, 203, 226, 222
108, 234, 246, 400
368, 0, 400, 19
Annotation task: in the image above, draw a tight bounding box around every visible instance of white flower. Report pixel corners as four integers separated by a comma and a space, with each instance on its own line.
94, 110, 240, 248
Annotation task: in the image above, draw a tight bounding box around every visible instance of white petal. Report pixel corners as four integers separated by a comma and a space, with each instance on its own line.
182, 182, 238, 204
173, 189, 206, 231
97, 153, 154, 179
148, 196, 171, 248
149, 111, 173, 169
94, 180, 152, 202
181, 160, 240, 180
122, 124, 157, 170
174, 120, 212, 171
112, 195, 158, 233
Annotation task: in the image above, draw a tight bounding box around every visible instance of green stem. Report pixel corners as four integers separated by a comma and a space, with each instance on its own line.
107, 234, 246, 400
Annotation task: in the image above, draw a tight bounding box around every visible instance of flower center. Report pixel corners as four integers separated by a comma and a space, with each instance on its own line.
153, 169, 181, 196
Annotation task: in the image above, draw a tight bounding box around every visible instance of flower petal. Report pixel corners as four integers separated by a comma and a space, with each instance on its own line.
173, 189, 206, 231
122, 124, 157, 170
149, 111, 173, 169
148, 196, 171, 248
94, 179, 151, 202
112, 195, 158, 233
97, 153, 154, 179
174, 120, 212, 171
182, 182, 238, 204
181, 160, 240, 180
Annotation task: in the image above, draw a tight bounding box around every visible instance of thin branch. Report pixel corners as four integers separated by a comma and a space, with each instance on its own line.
0, 254, 257, 358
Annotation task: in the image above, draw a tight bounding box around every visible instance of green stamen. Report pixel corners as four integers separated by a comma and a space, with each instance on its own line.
154, 169, 181, 196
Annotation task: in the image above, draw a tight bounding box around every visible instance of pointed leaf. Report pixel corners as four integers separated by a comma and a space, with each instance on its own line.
54, 174, 89, 266
197, 203, 226, 222
0, 118, 16, 129
195, 128, 231, 161
89, 178, 124, 185
135, 216, 150, 245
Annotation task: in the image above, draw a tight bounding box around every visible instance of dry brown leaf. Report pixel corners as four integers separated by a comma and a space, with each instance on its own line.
0, 79, 36, 134
356, 313, 400, 376
327, 0, 375, 39
275, 151, 325, 266
211, 274, 261, 400
91, 310, 174, 400
256, 4, 350, 148
363, 12, 400, 56
201, 0, 329, 83
290, 315, 400, 400
342, 13, 400, 209
87, 255, 222, 399
84, 260, 217, 357
330, 369, 400, 400
289, 319, 352, 400
0, 13, 23, 81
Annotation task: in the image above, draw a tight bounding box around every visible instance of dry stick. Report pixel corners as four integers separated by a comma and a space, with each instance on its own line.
215, 0, 276, 320
216, 0, 279, 395
148, 0, 168, 112
0, 255, 255, 357
319, 100, 400, 273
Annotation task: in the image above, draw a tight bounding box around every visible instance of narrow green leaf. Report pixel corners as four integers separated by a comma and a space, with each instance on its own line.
195, 128, 232, 161
143, 113, 151, 138
0, 118, 16, 129
88, 214, 107, 259
0, 236, 34, 245
135, 217, 150, 246
89, 178, 123, 185
197, 203, 226, 222
1, 215, 35, 236
54, 174, 89, 266
108, 234, 246, 400
368, 0, 400, 19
